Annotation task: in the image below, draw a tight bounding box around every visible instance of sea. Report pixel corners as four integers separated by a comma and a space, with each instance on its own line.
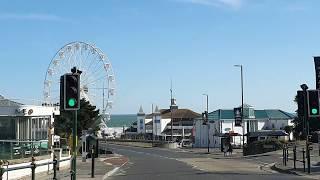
105, 114, 136, 136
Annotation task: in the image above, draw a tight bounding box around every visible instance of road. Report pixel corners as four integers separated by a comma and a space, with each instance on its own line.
105, 143, 307, 180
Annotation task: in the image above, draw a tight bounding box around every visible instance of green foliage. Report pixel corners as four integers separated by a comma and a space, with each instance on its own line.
54, 98, 100, 138
284, 125, 293, 141
244, 139, 283, 156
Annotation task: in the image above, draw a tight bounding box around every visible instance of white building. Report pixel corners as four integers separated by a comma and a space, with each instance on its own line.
0, 95, 59, 146
194, 104, 295, 149
136, 103, 200, 141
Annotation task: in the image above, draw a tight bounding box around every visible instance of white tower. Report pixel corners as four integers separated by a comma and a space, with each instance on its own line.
153, 106, 161, 138
137, 105, 146, 134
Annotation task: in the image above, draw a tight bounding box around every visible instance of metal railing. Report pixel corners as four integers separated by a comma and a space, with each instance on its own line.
0, 139, 70, 160
0, 155, 72, 180
282, 143, 320, 174
0, 140, 50, 160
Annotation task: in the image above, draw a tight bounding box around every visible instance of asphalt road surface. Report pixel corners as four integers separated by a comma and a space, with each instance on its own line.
105, 144, 307, 180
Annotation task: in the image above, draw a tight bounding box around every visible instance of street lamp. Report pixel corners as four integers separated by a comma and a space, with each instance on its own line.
234, 64, 244, 155
203, 94, 209, 153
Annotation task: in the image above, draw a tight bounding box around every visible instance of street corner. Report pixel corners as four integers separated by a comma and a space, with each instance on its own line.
271, 163, 320, 180
270, 163, 299, 175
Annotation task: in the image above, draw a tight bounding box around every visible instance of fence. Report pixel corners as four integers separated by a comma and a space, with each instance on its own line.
0, 140, 51, 160
0, 155, 72, 180
0, 140, 69, 160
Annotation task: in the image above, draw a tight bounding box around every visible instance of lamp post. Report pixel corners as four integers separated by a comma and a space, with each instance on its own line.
203, 94, 209, 153
234, 65, 244, 155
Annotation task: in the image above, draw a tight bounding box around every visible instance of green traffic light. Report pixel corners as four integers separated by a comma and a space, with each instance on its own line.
311, 108, 318, 115
68, 98, 76, 107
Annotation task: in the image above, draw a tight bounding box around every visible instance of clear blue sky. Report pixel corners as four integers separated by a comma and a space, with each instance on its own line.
0, 0, 319, 114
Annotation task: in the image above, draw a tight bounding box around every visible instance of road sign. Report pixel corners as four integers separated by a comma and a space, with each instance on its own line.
314, 57, 320, 89
234, 107, 242, 127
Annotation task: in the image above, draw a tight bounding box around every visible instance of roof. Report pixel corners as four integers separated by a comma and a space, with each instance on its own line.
206, 109, 295, 121
0, 95, 23, 107
246, 130, 288, 137
145, 109, 200, 120
137, 105, 145, 115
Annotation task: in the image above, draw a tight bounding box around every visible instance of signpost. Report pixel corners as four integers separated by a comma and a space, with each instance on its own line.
314, 57, 320, 89
234, 107, 242, 127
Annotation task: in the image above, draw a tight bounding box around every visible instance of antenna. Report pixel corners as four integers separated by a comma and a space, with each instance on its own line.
170, 78, 173, 105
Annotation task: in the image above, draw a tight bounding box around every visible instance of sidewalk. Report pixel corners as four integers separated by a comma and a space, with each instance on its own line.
272, 155, 320, 179
20, 154, 128, 180
177, 147, 246, 158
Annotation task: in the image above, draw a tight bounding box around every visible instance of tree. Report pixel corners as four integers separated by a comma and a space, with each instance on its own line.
54, 98, 100, 138
292, 95, 302, 139
284, 125, 293, 141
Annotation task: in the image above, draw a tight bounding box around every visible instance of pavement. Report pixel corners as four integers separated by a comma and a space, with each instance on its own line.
178, 146, 320, 179
15, 141, 316, 180
270, 144, 320, 180
105, 143, 306, 180
16, 154, 128, 180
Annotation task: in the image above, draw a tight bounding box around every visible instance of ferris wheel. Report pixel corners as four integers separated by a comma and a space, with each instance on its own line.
43, 41, 116, 127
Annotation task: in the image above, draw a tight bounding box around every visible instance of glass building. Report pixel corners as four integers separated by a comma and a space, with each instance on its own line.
0, 95, 59, 141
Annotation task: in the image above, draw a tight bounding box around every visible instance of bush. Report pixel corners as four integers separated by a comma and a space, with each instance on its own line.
244, 139, 284, 156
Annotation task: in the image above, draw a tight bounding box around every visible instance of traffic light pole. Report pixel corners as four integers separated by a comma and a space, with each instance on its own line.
71, 110, 77, 180
301, 84, 310, 174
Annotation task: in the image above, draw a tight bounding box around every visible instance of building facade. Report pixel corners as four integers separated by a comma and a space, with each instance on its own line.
135, 102, 200, 141
194, 104, 295, 148
0, 95, 59, 145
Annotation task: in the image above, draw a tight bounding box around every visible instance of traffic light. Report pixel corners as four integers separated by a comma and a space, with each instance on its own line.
64, 73, 80, 110
297, 91, 304, 117
60, 75, 65, 110
307, 90, 320, 117
202, 111, 208, 125
234, 107, 242, 127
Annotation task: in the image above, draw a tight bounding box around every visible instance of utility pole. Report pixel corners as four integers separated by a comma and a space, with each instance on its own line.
152, 104, 154, 143
234, 65, 244, 155
203, 94, 209, 153
170, 81, 173, 142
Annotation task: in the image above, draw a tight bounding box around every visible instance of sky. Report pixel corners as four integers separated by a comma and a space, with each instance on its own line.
0, 0, 319, 114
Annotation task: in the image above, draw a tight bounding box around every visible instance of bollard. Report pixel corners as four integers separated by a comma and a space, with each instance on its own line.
31, 157, 36, 180
70, 170, 75, 180
286, 145, 289, 162
53, 154, 57, 180
91, 146, 95, 178
284, 146, 287, 166
307, 145, 311, 174
282, 147, 285, 165
0, 160, 4, 180
293, 146, 296, 170
302, 148, 306, 172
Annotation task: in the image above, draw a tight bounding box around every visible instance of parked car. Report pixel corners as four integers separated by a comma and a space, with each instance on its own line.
179, 139, 193, 148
